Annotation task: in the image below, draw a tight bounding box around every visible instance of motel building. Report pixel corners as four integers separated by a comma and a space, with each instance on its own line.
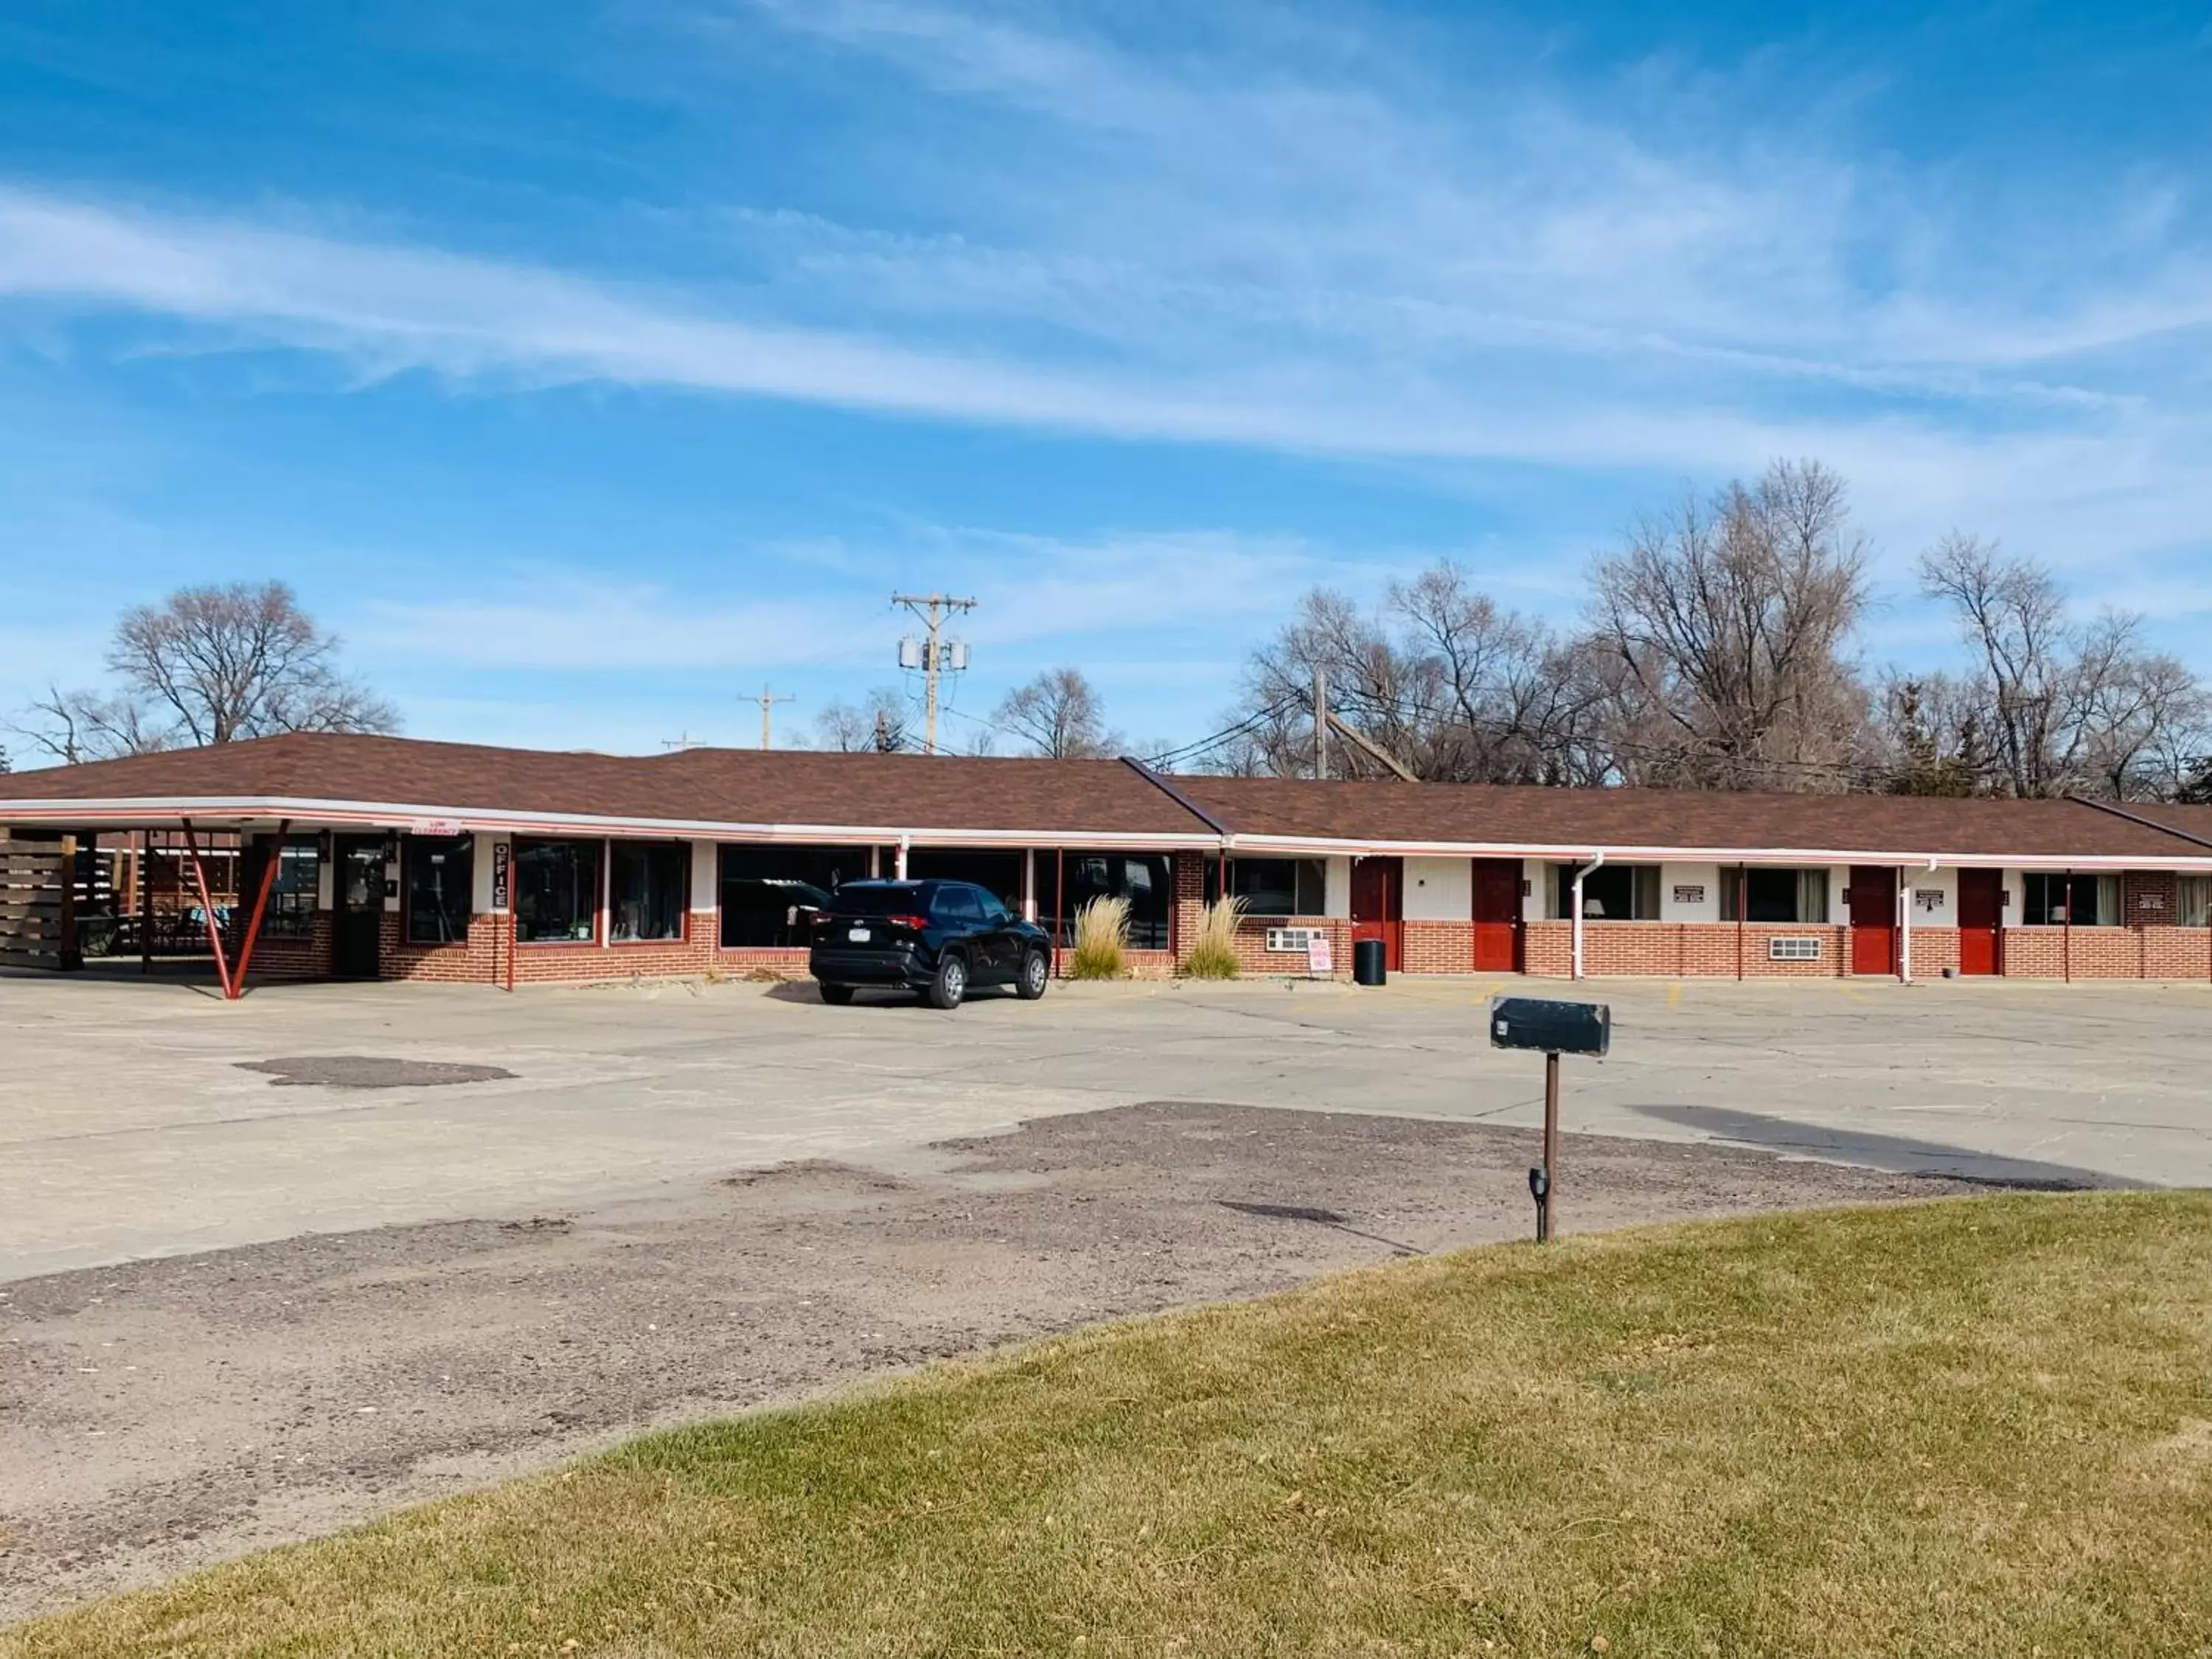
1, 733, 2209, 995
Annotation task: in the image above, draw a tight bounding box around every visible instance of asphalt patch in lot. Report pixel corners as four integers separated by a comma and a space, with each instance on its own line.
234, 1057, 518, 1090
0, 1099, 2053, 1624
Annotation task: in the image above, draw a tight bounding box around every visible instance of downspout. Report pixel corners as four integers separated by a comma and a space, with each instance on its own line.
1571, 852, 1605, 981
1902, 855, 1935, 984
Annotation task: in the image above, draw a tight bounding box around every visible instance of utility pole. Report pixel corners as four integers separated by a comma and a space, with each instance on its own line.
746, 684, 796, 750
1313, 664, 1329, 781
891, 592, 977, 756
660, 731, 700, 752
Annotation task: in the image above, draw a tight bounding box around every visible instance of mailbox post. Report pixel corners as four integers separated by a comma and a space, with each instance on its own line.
1489, 996, 1610, 1243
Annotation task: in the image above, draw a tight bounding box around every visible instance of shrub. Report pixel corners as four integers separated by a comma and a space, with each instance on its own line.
1180, 895, 1244, 979
1069, 894, 1132, 979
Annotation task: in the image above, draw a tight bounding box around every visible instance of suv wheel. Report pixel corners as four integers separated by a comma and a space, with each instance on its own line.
818, 982, 855, 1006
1015, 949, 1049, 1001
927, 951, 968, 1010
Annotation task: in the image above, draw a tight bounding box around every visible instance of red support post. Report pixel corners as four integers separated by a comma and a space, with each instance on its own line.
180, 818, 236, 1000
229, 818, 291, 997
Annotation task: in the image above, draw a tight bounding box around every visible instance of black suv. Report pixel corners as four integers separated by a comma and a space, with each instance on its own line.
809, 879, 1053, 1009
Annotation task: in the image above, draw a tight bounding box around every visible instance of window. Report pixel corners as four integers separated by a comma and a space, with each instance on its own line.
932, 883, 986, 923
2181, 877, 2210, 929
609, 842, 685, 942
835, 883, 927, 917
1046, 853, 1174, 949
2023, 872, 2121, 927
1720, 867, 1830, 924
905, 849, 1023, 914
1209, 857, 1327, 917
1551, 863, 1661, 920
513, 838, 601, 943
720, 846, 869, 947
264, 839, 321, 939
403, 835, 474, 945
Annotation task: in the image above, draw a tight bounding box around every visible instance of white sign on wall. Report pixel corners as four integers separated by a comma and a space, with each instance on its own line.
408, 818, 465, 837
1915, 888, 1945, 913
1306, 934, 1334, 975
1672, 884, 1706, 905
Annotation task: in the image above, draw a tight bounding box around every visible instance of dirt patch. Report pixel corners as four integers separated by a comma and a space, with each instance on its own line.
233, 1056, 517, 1089
0, 1101, 2023, 1624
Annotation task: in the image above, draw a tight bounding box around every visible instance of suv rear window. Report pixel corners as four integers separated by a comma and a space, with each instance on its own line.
832, 883, 926, 916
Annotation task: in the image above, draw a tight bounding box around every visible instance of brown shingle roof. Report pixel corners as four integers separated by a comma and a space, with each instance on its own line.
2098, 801, 2212, 850
0, 734, 1216, 840
1176, 776, 2208, 861
4, 734, 2207, 861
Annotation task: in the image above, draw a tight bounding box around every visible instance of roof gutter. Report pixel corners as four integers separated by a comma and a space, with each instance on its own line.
1217, 831, 2212, 871
2071, 794, 2212, 853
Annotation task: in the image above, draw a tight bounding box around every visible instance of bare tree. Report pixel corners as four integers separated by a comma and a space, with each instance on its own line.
7, 683, 174, 765
1917, 537, 2208, 799
812, 686, 914, 753
102, 581, 396, 746
1589, 459, 1876, 790
1877, 675, 1980, 796
1211, 566, 1608, 783
993, 667, 1121, 759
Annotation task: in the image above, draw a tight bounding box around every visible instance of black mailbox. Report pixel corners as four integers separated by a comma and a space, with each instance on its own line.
1489, 995, 1610, 1057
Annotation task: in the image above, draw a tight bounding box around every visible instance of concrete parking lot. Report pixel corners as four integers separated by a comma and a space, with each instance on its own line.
3, 970, 2208, 1621
3, 970, 2208, 1281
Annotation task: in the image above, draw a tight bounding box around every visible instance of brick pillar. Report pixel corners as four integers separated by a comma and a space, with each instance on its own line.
1172, 852, 1208, 969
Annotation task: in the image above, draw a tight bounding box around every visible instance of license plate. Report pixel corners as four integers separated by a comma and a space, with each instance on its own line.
848, 927, 872, 942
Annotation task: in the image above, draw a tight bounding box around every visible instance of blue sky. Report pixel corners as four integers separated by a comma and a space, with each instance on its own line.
3, 0, 2210, 756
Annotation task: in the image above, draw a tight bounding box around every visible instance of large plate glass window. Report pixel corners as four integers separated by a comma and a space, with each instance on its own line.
403, 835, 474, 945
265, 838, 322, 938
2022, 872, 2121, 926
1206, 856, 1327, 917
1720, 867, 1831, 924
609, 842, 686, 942
1042, 853, 1172, 948
513, 838, 602, 943
1551, 863, 1662, 920
720, 846, 871, 947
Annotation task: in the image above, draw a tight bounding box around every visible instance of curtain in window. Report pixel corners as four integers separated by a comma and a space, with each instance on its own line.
2180, 876, 2211, 929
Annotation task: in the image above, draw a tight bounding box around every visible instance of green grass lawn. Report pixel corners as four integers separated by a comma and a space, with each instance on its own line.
13, 1193, 2212, 1658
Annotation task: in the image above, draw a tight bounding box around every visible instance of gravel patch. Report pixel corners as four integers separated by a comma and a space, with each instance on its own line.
0, 1100, 2026, 1624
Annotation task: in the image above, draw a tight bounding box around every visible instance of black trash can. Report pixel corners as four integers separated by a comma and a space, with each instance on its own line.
1352, 937, 1387, 986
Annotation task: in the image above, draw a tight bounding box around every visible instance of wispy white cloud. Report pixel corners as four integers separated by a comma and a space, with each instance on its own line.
4, 0, 2212, 627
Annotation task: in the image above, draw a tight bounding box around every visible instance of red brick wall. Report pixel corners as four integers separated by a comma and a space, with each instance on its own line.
227, 914, 331, 982
1227, 915, 1350, 976
1908, 926, 1962, 977
1403, 919, 1473, 973
1523, 920, 1854, 978
2002, 926, 2212, 980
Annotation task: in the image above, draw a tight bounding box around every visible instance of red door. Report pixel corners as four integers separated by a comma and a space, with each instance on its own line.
1847, 866, 1897, 977
1350, 857, 1402, 971
1471, 858, 1523, 973
1958, 868, 2003, 975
